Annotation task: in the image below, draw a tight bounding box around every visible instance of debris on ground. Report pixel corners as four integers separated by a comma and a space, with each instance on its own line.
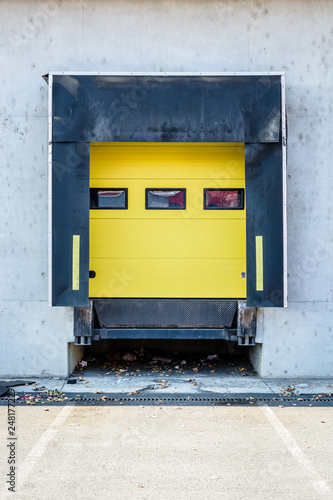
134, 348, 146, 357
122, 352, 137, 362
156, 380, 171, 390
280, 385, 299, 397
207, 354, 218, 361
79, 360, 88, 367
69, 347, 255, 385
105, 351, 121, 362
14, 389, 68, 405
152, 355, 173, 363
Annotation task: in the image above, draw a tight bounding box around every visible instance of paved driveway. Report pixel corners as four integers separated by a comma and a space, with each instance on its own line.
1, 405, 332, 499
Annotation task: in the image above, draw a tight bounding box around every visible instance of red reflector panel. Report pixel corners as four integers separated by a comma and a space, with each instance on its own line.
204, 189, 244, 210
146, 189, 186, 209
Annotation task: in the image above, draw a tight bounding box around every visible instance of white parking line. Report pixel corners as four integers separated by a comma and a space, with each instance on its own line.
2, 405, 73, 497
262, 406, 332, 497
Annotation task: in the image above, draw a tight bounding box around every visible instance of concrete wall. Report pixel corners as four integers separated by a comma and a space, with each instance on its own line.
0, 0, 332, 377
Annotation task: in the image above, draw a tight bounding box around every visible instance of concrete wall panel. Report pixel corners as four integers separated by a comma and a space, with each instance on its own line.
83, 0, 251, 72
286, 116, 333, 302
0, 117, 48, 302
0, 0, 84, 117
0, 301, 72, 377
260, 302, 333, 378
248, 0, 333, 117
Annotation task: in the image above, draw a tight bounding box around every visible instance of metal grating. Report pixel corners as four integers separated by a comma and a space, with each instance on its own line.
94, 299, 237, 329
3, 394, 332, 407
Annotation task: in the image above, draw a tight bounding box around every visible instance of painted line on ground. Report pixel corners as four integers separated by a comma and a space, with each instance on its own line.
2, 405, 73, 497
262, 405, 332, 497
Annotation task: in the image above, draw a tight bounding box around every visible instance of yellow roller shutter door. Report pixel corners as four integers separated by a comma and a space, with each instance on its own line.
89, 142, 246, 298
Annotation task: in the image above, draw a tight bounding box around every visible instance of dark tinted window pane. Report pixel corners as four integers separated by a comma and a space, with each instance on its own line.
146, 189, 186, 209
90, 189, 128, 209
204, 189, 244, 209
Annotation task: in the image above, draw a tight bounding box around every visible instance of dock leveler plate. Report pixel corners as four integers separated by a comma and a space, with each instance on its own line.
47, 73, 287, 343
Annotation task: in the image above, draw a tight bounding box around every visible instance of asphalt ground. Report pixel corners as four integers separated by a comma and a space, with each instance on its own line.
1, 355, 333, 499
0, 404, 333, 500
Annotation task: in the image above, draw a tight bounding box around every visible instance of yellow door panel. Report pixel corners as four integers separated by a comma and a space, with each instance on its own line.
90, 219, 246, 259
90, 142, 245, 180
89, 142, 246, 298
89, 259, 246, 298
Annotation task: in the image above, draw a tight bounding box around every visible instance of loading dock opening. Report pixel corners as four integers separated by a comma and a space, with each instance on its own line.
46, 72, 287, 347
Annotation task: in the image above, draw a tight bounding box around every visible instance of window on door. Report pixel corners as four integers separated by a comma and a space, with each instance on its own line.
146, 189, 186, 209
90, 188, 128, 209
203, 189, 244, 210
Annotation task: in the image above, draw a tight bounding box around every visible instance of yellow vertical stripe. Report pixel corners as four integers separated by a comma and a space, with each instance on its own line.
72, 235, 80, 290
256, 236, 263, 291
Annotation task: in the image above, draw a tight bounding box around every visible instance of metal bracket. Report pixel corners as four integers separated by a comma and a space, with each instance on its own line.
74, 301, 93, 346
237, 301, 257, 346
